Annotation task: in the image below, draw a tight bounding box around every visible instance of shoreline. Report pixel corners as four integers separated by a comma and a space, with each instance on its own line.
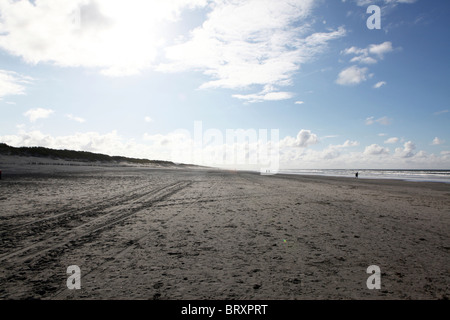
230, 169, 450, 189
272, 172, 450, 189
2, 154, 449, 184
272, 170, 450, 185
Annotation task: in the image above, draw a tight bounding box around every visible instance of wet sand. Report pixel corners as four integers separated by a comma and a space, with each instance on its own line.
0, 160, 449, 300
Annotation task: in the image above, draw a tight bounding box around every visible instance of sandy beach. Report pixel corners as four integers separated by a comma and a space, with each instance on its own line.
0, 160, 449, 300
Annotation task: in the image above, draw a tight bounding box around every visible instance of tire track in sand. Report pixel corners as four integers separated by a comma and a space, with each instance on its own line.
0, 183, 158, 233
51, 178, 214, 299
0, 181, 191, 265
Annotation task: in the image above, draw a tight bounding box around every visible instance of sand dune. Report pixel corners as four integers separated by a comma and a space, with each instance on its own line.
0, 163, 448, 299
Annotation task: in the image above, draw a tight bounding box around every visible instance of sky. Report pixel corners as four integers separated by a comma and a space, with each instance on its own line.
0, 0, 449, 170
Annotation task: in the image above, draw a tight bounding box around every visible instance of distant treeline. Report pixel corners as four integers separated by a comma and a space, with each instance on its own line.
0, 143, 177, 166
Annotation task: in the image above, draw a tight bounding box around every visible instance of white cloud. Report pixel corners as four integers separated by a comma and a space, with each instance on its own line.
318, 147, 341, 160
280, 129, 319, 148
159, 0, 345, 97
310, 140, 359, 159
0, 0, 208, 77
299, 140, 358, 162
339, 140, 360, 148
144, 116, 153, 123
433, 110, 448, 116
233, 85, 294, 103
376, 117, 392, 125
364, 144, 390, 155
342, 46, 367, 56
353, 0, 372, 5
374, 81, 387, 88
384, 137, 399, 144
295, 101, 305, 105
336, 65, 368, 86
354, 0, 417, 6
432, 137, 445, 145
394, 141, 416, 158
368, 42, 394, 58
365, 117, 375, 125
0, 70, 33, 99
350, 55, 378, 64
384, 0, 417, 4
366, 116, 392, 126
23, 108, 54, 122
342, 42, 394, 66
66, 114, 86, 123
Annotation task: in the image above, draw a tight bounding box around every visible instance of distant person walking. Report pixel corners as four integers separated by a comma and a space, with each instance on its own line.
355, 172, 359, 179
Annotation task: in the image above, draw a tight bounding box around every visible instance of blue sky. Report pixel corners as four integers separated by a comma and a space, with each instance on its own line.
0, 0, 449, 169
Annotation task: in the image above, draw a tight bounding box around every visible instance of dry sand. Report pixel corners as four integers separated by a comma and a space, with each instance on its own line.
0, 159, 449, 300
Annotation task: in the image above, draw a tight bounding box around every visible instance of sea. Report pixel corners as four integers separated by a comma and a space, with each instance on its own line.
278, 169, 450, 184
